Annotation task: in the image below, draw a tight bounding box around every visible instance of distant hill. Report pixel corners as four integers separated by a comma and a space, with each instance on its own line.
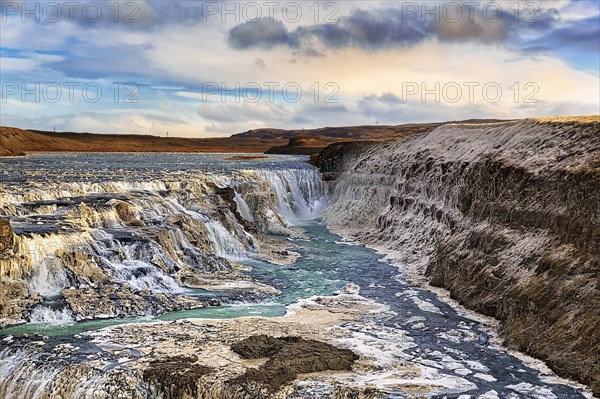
233, 120, 511, 140
0, 127, 289, 155
1, 119, 513, 157
0, 127, 95, 156
232, 123, 444, 140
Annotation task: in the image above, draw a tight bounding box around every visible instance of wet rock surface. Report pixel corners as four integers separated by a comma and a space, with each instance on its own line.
62, 284, 216, 321
0, 154, 323, 327
0, 286, 378, 399
143, 355, 214, 399
0, 279, 42, 328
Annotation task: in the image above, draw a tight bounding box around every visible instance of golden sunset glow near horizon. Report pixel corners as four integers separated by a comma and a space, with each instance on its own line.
1, 0, 599, 136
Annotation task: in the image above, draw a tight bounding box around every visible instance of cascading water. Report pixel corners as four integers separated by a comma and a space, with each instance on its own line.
253, 168, 325, 223
202, 218, 249, 261
0, 147, 594, 398
28, 305, 74, 324
28, 256, 69, 298
0, 153, 326, 328
233, 192, 254, 222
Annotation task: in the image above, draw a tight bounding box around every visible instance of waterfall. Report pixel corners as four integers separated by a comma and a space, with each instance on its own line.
0, 158, 327, 328
202, 218, 248, 261
0, 154, 337, 399
28, 257, 68, 298
253, 168, 325, 223
20, 233, 87, 297
29, 305, 74, 324
234, 192, 254, 222
110, 260, 183, 293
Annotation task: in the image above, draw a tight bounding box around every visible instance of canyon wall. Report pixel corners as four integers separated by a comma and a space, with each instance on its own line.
322, 117, 600, 394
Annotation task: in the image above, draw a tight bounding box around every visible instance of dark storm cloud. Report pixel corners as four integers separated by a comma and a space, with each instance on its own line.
227, 4, 562, 51
228, 18, 299, 49
228, 8, 429, 51
304, 8, 430, 50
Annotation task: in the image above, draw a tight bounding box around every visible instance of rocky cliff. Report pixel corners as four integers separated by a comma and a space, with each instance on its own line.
310, 141, 380, 180
322, 116, 600, 394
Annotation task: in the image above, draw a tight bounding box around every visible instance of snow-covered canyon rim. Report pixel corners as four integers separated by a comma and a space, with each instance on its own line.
320, 116, 600, 396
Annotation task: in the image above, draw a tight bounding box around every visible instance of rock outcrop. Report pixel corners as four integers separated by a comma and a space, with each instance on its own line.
63, 284, 216, 321
309, 141, 380, 197
0, 280, 42, 327
322, 116, 600, 394
143, 355, 214, 399
0, 219, 15, 253
266, 136, 330, 155
0, 220, 40, 327
229, 335, 358, 394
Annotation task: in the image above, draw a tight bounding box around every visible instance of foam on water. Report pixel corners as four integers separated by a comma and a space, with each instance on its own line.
29, 306, 74, 325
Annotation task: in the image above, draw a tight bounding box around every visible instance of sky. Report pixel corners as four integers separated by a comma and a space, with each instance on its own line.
0, 0, 599, 137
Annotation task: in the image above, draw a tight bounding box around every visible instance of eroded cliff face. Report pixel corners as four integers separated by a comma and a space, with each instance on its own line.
323, 117, 600, 394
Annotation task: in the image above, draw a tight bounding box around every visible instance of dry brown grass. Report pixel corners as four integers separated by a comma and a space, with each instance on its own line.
532, 115, 600, 124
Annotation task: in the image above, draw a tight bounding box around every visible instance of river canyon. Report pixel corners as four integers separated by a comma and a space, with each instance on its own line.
0, 117, 598, 398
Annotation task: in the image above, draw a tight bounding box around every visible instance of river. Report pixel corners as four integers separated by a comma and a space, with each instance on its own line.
0, 153, 591, 398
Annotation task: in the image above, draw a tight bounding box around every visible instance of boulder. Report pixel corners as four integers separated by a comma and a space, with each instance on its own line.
109, 200, 143, 224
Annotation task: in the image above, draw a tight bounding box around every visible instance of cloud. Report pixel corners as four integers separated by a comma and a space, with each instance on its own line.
227, 5, 561, 52
303, 9, 430, 50
44, 43, 156, 80
0, 0, 238, 33
371, 92, 403, 104
2, 0, 598, 136
197, 101, 291, 124
229, 18, 298, 49
254, 58, 266, 68
517, 14, 600, 70
227, 9, 429, 51
522, 15, 600, 53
